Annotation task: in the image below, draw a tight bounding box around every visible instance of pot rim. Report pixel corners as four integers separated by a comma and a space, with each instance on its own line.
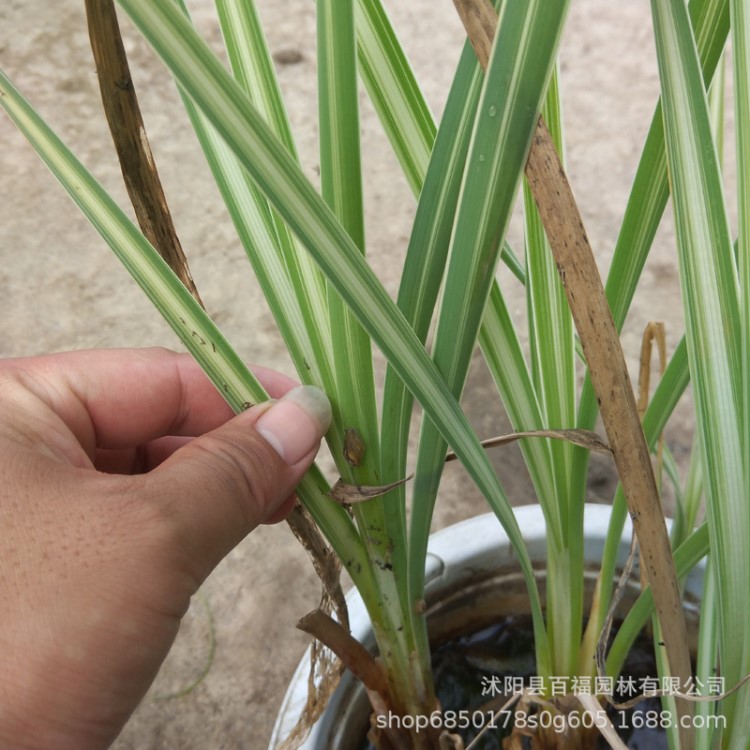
268, 503, 703, 749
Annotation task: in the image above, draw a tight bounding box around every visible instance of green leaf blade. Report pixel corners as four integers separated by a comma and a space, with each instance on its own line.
0, 70, 377, 616
652, 0, 748, 735
179, 0, 341, 449
115, 0, 553, 670
317, 0, 380, 486
571, 0, 730, 506
407, 0, 570, 679
356, 0, 435, 195
732, 0, 750, 553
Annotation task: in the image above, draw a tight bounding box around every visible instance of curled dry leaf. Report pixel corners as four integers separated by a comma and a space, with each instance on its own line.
329, 429, 610, 504
84, 0, 203, 304
328, 475, 415, 504
445, 428, 611, 462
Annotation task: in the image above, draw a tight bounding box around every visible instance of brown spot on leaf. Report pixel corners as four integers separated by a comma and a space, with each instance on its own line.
343, 428, 366, 467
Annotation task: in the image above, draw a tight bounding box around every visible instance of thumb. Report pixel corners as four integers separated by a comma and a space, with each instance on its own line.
147, 385, 331, 580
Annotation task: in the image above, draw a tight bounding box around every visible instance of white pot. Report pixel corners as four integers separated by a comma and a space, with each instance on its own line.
269, 504, 703, 750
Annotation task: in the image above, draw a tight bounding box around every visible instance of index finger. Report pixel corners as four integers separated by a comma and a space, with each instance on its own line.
3, 347, 297, 454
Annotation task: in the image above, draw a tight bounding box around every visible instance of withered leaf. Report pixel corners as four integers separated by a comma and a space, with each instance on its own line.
329, 429, 610, 504
328, 475, 414, 504
445, 428, 611, 462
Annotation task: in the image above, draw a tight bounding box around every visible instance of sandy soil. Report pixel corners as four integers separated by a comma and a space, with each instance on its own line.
0, 1, 718, 747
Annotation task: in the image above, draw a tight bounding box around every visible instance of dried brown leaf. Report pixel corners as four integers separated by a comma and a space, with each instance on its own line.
327, 475, 415, 504
286, 503, 348, 629
446, 429, 611, 462
85, 0, 202, 304
277, 505, 349, 749
330, 430, 609, 504
297, 609, 388, 699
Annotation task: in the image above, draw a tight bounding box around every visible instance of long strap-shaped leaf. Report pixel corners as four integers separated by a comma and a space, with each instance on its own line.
317, 0, 380, 489
174, 4, 328, 401
0, 69, 378, 613
593, 339, 690, 602
522, 70, 580, 678
85, 0, 202, 306
213, 0, 337, 413
406, 0, 569, 681
317, 0, 430, 717
527, 117, 696, 750
578, 0, 728, 690
479, 285, 553, 519
355, 0, 435, 196
113, 0, 549, 649
355, 0, 531, 301
571, 0, 728, 505
605, 0, 729, 337
216, 0, 298, 159
356, 0, 527, 287
733, 0, 750, 594
375, 37, 497, 692
652, 0, 748, 741
733, 2, 750, 729
455, 1, 694, 737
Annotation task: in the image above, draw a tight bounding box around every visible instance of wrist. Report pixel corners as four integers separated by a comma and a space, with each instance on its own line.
0, 630, 114, 750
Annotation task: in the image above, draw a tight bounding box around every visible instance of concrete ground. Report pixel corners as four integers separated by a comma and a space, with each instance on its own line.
0, 1, 717, 747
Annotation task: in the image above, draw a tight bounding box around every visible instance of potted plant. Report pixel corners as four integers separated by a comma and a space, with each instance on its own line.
1, 0, 747, 747
270, 504, 709, 750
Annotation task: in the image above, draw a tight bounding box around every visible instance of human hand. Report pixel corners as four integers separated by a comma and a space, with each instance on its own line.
0, 348, 331, 750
